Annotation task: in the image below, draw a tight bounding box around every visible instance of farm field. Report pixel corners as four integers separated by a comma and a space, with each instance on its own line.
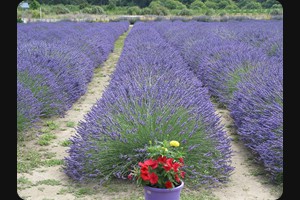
17, 19, 283, 200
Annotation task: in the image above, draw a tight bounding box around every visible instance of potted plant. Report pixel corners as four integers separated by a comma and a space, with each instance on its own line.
128, 140, 185, 200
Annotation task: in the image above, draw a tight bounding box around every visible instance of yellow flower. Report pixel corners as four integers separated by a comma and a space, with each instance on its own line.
170, 140, 180, 147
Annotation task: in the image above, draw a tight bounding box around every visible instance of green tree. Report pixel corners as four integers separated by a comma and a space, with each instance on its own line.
190, 0, 206, 9
262, 0, 281, 8
30, 0, 41, 10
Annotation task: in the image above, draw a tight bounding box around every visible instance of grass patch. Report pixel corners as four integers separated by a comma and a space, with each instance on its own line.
17, 177, 33, 190
60, 139, 72, 147
74, 187, 95, 197
45, 121, 59, 130
17, 146, 43, 173
35, 179, 61, 186
43, 152, 56, 159
44, 159, 64, 167
37, 133, 57, 146
66, 121, 76, 128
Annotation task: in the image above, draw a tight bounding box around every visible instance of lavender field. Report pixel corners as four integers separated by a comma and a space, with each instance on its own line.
17, 19, 283, 200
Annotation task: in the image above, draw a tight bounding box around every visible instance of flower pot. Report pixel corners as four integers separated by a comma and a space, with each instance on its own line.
144, 181, 184, 200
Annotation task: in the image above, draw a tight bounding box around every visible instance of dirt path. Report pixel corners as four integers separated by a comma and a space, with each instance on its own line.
17, 26, 143, 200
211, 108, 283, 200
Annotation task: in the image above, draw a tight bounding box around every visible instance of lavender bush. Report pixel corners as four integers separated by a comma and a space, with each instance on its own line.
229, 62, 283, 182
152, 20, 283, 182
17, 21, 129, 133
65, 22, 233, 187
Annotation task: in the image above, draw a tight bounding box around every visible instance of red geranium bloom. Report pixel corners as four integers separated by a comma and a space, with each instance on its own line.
128, 174, 132, 180
139, 162, 147, 167
163, 158, 174, 171
172, 162, 181, 172
165, 181, 173, 189
141, 172, 150, 181
180, 171, 186, 178
149, 172, 159, 185
157, 155, 167, 164
140, 165, 149, 174
179, 157, 184, 164
175, 174, 181, 183
144, 159, 158, 169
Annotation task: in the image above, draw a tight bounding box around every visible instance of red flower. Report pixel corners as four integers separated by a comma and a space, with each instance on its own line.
180, 171, 186, 178
149, 172, 158, 185
157, 155, 167, 164
141, 172, 150, 181
144, 159, 158, 169
175, 174, 181, 183
165, 181, 173, 189
179, 157, 184, 164
139, 162, 146, 167
163, 158, 174, 171
140, 165, 148, 174
128, 174, 133, 180
172, 162, 181, 172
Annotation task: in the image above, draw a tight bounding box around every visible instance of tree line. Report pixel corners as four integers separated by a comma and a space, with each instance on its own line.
26, 0, 281, 9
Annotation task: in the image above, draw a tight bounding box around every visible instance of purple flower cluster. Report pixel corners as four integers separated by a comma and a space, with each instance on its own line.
17, 21, 129, 132
65, 22, 233, 187
152, 20, 283, 182
229, 62, 283, 182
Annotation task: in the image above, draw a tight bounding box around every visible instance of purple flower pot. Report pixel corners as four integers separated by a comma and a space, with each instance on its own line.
144, 182, 184, 200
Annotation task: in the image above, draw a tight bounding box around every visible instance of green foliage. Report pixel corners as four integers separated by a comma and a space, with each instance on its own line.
227, 64, 255, 99
30, 0, 40, 10
177, 8, 193, 16
224, 4, 239, 10
127, 6, 142, 15
149, 2, 170, 15
204, 0, 218, 9
17, 16, 24, 23
17, 147, 43, 173
219, 10, 226, 16
51, 4, 71, 14
205, 8, 215, 16
44, 159, 64, 166
262, 0, 281, 9
269, 8, 283, 15
60, 139, 72, 147
30, 9, 43, 18
37, 133, 57, 146
190, 0, 206, 10
158, 0, 186, 10
65, 4, 80, 12
107, 0, 117, 10
271, 4, 283, 9
79, 2, 90, 9
242, 1, 262, 9
217, 0, 233, 9
82, 6, 105, 14
17, 111, 28, 133
142, 7, 152, 14
36, 179, 61, 186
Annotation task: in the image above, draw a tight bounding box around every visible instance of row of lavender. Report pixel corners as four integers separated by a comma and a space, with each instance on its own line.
65, 22, 233, 187
17, 21, 129, 133
153, 20, 283, 182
